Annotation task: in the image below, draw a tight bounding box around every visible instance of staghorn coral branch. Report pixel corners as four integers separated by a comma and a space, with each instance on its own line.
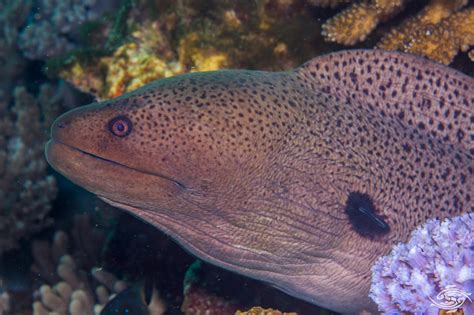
315, 0, 474, 64
377, 0, 468, 51
402, 7, 474, 65
321, 0, 406, 45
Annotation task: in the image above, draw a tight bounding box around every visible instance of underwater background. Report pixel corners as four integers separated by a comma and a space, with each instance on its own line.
1, 0, 473, 314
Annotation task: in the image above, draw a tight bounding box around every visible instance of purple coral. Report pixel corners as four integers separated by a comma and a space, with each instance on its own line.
370, 213, 474, 315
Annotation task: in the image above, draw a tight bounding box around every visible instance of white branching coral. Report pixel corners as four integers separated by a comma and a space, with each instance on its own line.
30, 213, 167, 315
370, 213, 474, 315
31, 214, 128, 315
32, 260, 127, 315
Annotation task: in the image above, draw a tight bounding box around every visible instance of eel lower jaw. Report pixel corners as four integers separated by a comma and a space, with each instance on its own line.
45, 139, 187, 195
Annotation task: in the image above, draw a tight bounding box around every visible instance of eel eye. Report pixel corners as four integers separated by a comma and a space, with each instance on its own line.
108, 116, 132, 137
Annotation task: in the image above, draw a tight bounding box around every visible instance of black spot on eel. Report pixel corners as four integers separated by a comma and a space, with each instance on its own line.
45, 50, 473, 314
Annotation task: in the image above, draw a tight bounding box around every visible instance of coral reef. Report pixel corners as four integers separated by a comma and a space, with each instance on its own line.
5, 1, 473, 314
60, 21, 182, 99
181, 284, 239, 315
33, 261, 126, 315
181, 261, 241, 315
57, 0, 322, 99
321, 0, 406, 45
0, 86, 58, 255
180, 260, 325, 315
370, 213, 473, 314
235, 307, 297, 315
18, 0, 118, 60
100, 284, 166, 315
316, 0, 474, 64
0, 79, 87, 255
0, 1, 30, 99
1, 0, 118, 62
29, 212, 170, 315
0, 0, 89, 256
31, 214, 129, 315
378, 1, 474, 65
376, 0, 468, 50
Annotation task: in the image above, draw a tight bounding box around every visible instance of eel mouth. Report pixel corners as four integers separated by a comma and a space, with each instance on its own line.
45, 139, 186, 190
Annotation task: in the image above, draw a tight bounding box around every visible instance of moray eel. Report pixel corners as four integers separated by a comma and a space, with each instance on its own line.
45, 50, 473, 314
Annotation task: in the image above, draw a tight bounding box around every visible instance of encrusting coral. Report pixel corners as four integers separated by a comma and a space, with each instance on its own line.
57, 0, 322, 100
60, 0, 469, 99
181, 261, 241, 315
180, 260, 313, 315
31, 214, 130, 315
235, 307, 298, 315
60, 21, 183, 99
370, 213, 473, 315
181, 284, 239, 315
316, 0, 474, 65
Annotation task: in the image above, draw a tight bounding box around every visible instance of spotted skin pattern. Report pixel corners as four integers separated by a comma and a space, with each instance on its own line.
46, 50, 473, 314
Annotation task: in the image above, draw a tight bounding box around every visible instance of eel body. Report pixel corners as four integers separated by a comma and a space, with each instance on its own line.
45, 50, 473, 314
